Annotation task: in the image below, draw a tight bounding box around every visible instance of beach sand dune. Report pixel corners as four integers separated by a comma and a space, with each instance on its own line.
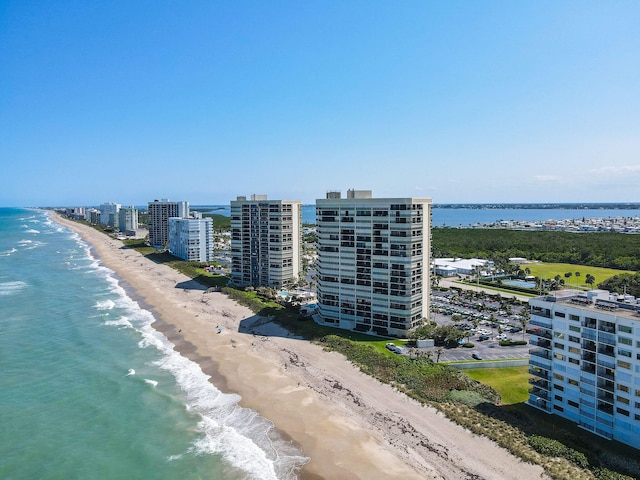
53, 213, 548, 480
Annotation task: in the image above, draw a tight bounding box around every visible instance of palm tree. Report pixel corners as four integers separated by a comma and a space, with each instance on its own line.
425, 350, 434, 362
585, 274, 596, 288
519, 309, 530, 341
435, 348, 444, 363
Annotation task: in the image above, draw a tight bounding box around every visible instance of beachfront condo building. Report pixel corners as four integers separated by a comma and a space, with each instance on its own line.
99, 202, 121, 228
168, 213, 214, 262
148, 199, 190, 248
118, 205, 139, 233
230, 195, 302, 289
528, 289, 640, 449
315, 190, 431, 338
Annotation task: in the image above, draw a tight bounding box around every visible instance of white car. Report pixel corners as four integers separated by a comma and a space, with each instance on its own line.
496, 333, 509, 341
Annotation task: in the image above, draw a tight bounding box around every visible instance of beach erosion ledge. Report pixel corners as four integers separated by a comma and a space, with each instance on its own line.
51, 212, 548, 480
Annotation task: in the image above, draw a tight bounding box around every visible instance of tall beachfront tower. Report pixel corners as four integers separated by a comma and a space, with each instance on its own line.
315, 189, 431, 338
118, 205, 139, 232
147, 199, 189, 248
99, 202, 121, 228
528, 289, 640, 450
230, 195, 302, 289
168, 213, 213, 262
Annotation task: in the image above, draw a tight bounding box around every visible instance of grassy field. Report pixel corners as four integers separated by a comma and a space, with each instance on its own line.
463, 366, 531, 404
523, 262, 635, 288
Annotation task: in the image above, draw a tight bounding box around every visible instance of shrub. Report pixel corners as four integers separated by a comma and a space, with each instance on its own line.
462, 342, 474, 348
529, 435, 590, 469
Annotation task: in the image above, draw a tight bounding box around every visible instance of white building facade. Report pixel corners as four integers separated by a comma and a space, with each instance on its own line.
118, 206, 139, 232
315, 190, 431, 338
99, 202, 121, 228
168, 214, 214, 262
230, 195, 302, 289
528, 289, 640, 449
148, 199, 189, 247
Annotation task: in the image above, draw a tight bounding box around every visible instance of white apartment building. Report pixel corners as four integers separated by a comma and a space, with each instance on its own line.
168, 213, 213, 262
99, 202, 121, 228
230, 195, 302, 289
118, 205, 139, 232
528, 289, 640, 449
148, 199, 189, 247
315, 190, 431, 338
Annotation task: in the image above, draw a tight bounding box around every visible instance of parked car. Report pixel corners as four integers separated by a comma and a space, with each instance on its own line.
478, 335, 490, 341
386, 342, 396, 351
496, 333, 509, 341
472, 353, 482, 360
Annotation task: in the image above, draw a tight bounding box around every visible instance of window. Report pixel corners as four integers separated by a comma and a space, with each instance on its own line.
568, 400, 579, 408
618, 385, 629, 393
555, 312, 566, 318
553, 373, 564, 381
554, 405, 564, 412
618, 349, 632, 358
554, 342, 565, 350
554, 394, 563, 401
618, 336, 632, 345
617, 396, 630, 405
617, 360, 631, 369
570, 314, 580, 322
568, 357, 579, 365
554, 353, 566, 361
569, 325, 580, 333
554, 384, 564, 391
568, 379, 579, 386
619, 325, 632, 334
554, 332, 565, 339
568, 346, 580, 354
616, 407, 630, 416
568, 335, 580, 343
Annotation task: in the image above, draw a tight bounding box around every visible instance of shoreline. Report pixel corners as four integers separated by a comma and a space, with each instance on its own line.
51, 212, 549, 480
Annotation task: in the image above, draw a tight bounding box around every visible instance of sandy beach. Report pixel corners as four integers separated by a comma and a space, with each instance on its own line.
52, 212, 548, 480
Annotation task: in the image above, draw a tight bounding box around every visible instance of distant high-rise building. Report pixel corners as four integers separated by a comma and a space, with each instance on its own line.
230, 195, 302, 288
99, 202, 121, 228
315, 189, 431, 338
118, 206, 139, 232
528, 289, 640, 450
148, 199, 189, 247
168, 213, 213, 262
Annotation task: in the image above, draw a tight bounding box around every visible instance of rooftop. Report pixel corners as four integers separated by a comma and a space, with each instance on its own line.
533, 289, 640, 321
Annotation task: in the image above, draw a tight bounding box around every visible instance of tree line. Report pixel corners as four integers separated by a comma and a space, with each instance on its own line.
432, 228, 640, 271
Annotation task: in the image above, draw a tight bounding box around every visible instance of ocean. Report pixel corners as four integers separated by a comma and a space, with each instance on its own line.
0, 208, 306, 480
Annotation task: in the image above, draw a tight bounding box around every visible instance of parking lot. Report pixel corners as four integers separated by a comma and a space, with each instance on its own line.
424, 290, 532, 362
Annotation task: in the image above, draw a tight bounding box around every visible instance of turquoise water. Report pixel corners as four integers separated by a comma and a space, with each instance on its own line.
0, 208, 306, 480
502, 279, 536, 289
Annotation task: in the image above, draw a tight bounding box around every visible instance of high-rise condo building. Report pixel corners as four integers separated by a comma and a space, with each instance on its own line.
315, 190, 431, 338
528, 289, 640, 449
230, 195, 302, 289
148, 199, 189, 247
168, 213, 214, 262
118, 205, 139, 232
99, 202, 121, 228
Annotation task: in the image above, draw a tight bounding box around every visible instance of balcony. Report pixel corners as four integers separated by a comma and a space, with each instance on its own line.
530, 388, 549, 400
530, 338, 551, 349
530, 318, 552, 329
529, 348, 552, 360
529, 378, 550, 389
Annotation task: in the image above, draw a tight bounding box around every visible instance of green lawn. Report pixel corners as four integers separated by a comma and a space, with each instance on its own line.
524, 262, 634, 288
463, 366, 531, 404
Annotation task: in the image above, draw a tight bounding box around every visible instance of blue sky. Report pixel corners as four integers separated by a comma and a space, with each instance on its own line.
2, 1, 639, 206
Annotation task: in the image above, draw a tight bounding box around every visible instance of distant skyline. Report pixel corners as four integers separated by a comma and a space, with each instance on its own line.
2, 1, 639, 207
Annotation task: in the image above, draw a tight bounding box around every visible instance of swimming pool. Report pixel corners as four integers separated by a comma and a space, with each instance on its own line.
503, 279, 536, 289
